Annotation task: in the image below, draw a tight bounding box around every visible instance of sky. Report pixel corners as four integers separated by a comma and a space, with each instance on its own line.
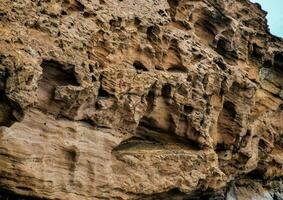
251, 0, 283, 38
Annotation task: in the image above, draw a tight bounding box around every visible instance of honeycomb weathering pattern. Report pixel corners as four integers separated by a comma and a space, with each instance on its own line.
0, 0, 282, 199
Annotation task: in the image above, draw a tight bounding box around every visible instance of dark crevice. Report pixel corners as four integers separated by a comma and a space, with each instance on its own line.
132, 186, 225, 200
246, 169, 265, 180
40, 60, 79, 86
83, 12, 96, 18
161, 84, 172, 98
145, 86, 155, 113
167, 0, 179, 8
0, 64, 16, 127
215, 143, 228, 151
109, 17, 122, 28
0, 93, 17, 127
216, 38, 238, 60
89, 64, 94, 73
113, 135, 163, 152
138, 117, 165, 133
0, 68, 9, 91
134, 17, 141, 26
97, 85, 114, 98
184, 105, 194, 114
214, 58, 227, 71
167, 0, 180, 18
91, 75, 97, 82
274, 51, 283, 71
223, 101, 237, 118
16, 186, 33, 192
99, 0, 106, 4
158, 9, 168, 17
0, 189, 46, 200
263, 59, 272, 68
133, 61, 149, 71
0, 65, 20, 126
147, 26, 161, 43
79, 118, 96, 127
167, 64, 188, 73
250, 43, 263, 61
155, 65, 164, 70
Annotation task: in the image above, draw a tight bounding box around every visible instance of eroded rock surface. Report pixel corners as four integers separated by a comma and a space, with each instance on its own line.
0, 0, 282, 199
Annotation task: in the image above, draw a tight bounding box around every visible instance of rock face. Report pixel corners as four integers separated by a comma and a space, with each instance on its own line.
0, 0, 282, 199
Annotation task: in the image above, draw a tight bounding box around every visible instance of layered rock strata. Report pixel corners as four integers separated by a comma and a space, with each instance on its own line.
0, 0, 282, 199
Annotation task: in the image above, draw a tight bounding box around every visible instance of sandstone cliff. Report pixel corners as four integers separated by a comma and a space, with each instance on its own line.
0, 0, 282, 199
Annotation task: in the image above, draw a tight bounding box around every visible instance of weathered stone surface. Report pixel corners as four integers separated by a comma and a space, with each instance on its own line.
0, 0, 282, 199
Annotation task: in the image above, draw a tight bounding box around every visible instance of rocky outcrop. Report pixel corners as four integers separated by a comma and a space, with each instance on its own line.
0, 0, 282, 199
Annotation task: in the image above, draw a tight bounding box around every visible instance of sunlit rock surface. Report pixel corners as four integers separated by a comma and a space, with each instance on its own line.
0, 0, 282, 199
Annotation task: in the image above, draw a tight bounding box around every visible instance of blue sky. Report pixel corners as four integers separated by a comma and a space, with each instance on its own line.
251, 0, 283, 37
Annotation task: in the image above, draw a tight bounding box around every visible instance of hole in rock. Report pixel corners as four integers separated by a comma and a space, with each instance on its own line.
109, 17, 122, 28
89, 64, 94, 73
263, 59, 272, 68
214, 58, 227, 70
99, 0, 105, 4
83, 12, 96, 18
0, 94, 17, 127
215, 143, 229, 151
223, 101, 236, 118
246, 169, 265, 180
133, 61, 149, 71
167, 0, 179, 8
91, 75, 97, 82
167, 64, 188, 73
134, 17, 141, 26
184, 105, 193, 114
37, 60, 79, 114
158, 9, 167, 17
250, 43, 263, 60
216, 39, 228, 55
274, 52, 283, 71
40, 60, 79, 86
16, 186, 33, 192
0, 68, 9, 90
147, 26, 161, 43
61, 10, 67, 15
216, 101, 238, 145
216, 39, 238, 59
161, 84, 172, 98
258, 139, 270, 151
97, 85, 113, 98
145, 87, 155, 113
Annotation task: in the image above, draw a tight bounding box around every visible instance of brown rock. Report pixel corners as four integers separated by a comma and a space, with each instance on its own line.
0, 0, 282, 199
